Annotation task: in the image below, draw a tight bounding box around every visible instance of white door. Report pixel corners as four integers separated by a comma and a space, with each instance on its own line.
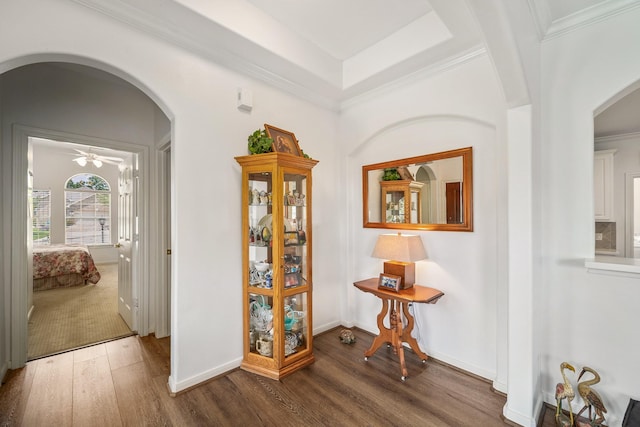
117, 160, 135, 330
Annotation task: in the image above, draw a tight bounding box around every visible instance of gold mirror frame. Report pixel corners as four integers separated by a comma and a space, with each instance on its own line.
362, 147, 473, 231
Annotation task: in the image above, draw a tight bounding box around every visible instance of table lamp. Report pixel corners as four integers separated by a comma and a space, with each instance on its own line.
371, 233, 427, 289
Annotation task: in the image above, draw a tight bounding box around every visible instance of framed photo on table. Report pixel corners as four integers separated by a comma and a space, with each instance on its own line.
378, 273, 402, 292
265, 124, 302, 157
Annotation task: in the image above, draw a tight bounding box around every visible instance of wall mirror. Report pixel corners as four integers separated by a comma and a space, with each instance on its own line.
362, 147, 473, 231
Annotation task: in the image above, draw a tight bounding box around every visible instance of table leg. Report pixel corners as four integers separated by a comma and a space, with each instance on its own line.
364, 298, 392, 358
391, 301, 408, 380
402, 303, 428, 361
363, 298, 424, 380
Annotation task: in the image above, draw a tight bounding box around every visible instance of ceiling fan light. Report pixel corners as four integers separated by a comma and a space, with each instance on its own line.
74, 157, 87, 167
92, 159, 103, 168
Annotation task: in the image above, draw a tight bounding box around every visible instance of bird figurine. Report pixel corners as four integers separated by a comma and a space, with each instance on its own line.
576, 366, 607, 426
555, 362, 576, 427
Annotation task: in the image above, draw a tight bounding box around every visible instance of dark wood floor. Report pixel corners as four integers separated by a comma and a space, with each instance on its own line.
1, 327, 558, 426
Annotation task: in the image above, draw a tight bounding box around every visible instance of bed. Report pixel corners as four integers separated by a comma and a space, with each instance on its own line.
33, 244, 101, 291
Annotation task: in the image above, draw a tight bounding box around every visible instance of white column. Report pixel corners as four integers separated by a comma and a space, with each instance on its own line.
504, 105, 536, 426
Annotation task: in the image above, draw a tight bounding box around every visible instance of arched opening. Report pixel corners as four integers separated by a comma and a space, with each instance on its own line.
2, 59, 172, 367
415, 165, 436, 223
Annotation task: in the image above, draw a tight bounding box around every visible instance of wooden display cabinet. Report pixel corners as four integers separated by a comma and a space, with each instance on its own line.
381, 180, 424, 224
235, 152, 318, 379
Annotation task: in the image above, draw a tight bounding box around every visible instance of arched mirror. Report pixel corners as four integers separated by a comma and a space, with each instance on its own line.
362, 147, 473, 231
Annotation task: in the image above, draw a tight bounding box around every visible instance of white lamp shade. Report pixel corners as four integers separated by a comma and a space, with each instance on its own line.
371, 233, 427, 262
74, 157, 87, 167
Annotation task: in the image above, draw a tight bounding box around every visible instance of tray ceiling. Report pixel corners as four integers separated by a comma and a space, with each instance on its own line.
73, 0, 639, 112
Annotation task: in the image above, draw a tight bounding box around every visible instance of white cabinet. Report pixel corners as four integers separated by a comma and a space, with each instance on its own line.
594, 150, 616, 221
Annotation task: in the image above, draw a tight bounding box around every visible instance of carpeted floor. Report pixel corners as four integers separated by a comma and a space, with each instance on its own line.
28, 263, 133, 359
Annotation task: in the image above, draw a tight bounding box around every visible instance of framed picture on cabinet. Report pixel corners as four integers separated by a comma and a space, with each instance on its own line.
397, 166, 413, 181
284, 273, 300, 288
284, 231, 299, 246
378, 273, 402, 292
265, 124, 302, 157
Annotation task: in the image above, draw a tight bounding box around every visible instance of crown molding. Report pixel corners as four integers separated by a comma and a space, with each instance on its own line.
70, 0, 486, 112
595, 130, 640, 144
71, 0, 342, 110
537, 0, 640, 41
526, 0, 551, 41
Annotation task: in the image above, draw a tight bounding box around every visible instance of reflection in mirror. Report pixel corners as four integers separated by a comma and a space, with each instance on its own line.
363, 147, 473, 231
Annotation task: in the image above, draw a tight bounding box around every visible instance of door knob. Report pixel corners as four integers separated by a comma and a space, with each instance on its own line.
115, 243, 122, 248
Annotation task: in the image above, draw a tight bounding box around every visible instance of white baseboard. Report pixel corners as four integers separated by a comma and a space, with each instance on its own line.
313, 320, 342, 335
503, 403, 536, 427
168, 322, 343, 394
493, 379, 508, 394
501, 394, 542, 427
169, 357, 243, 394
353, 322, 497, 382
426, 349, 496, 381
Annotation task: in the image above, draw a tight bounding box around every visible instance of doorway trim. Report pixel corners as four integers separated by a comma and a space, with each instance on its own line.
10, 124, 150, 368
155, 136, 171, 338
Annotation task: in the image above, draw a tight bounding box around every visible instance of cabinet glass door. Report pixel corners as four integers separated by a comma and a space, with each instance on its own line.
284, 292, 308, 356
248, 170, 273, 288
282, 172, 309, 357
385, 190, 406, 223
247, 170, 273, 358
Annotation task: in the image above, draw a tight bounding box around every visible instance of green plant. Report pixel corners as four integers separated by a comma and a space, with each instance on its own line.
382, 168, 401, 181
247, 129, 273, 154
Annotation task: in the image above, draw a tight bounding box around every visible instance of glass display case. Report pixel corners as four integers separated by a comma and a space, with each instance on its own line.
381, 180, 424, 224
235, 152, 318, 379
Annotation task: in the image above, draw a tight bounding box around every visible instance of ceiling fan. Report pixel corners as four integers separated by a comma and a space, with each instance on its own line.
71, 148, 123, 168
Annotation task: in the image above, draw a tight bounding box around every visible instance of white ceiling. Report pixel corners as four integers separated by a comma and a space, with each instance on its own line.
244, 0, 433, 61
30, 136, 132, 163
594, 86, 640, 138
70, 0, 639, 134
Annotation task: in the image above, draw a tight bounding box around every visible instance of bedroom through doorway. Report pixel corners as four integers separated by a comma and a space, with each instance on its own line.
28, 263, 132, 359
28, 136, 137, 359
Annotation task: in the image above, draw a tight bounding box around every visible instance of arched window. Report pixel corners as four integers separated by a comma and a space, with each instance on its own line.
64, 173, 111, 245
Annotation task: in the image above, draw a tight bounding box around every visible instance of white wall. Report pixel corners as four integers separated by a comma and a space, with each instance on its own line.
0, 0, 342, 392
540, 8, 640, 425
3, 2, 637, 424
340, 55, 508, 383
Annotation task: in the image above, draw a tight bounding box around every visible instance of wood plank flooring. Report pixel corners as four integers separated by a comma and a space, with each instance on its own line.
1, 328, 554, 426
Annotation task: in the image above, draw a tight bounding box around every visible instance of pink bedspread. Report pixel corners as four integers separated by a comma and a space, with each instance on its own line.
33, 244, 101, 284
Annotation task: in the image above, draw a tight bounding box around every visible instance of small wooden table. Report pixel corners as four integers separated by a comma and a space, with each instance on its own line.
354, 278, 444, 380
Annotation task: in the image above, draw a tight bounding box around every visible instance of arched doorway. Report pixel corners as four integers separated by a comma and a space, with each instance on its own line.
2, 60, 172, 367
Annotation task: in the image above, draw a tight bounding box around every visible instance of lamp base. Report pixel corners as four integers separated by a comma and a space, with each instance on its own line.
383, 261, 415, 289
